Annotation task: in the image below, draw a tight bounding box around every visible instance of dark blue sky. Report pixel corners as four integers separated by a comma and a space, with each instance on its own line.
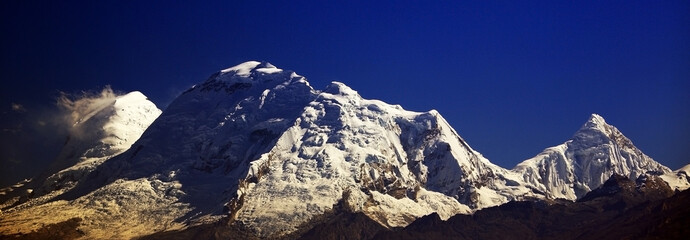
1, 1, 688, 184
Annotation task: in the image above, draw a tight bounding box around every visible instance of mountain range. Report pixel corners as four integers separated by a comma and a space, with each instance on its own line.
1, 61, 688, 239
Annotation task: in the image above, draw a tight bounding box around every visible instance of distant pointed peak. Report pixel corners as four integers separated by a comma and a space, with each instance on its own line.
579, 113, 611, 133
572, 113, 646, 152
587, 113, 607, 125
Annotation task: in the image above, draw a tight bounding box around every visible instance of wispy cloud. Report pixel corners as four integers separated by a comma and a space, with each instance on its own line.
56, 86, 121, 140
11, 103, 26, 113
0, 86, 124, 186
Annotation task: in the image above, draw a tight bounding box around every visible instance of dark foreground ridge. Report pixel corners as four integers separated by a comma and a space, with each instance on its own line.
374, 174, 688, 240
132, 174, 689, 240
0, 218, 84, 240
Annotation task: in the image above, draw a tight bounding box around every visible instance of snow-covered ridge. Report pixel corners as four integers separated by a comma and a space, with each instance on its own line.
660, 164, 690, 191
1, 61, 687, 239
513, 113, 674, 200
582, 113, 608, 134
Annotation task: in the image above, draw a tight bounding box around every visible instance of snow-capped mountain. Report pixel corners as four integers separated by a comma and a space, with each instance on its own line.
0, 61, 687, 239
513, 114, 673, 200
0, 62, 537, 238
37, 62, 533, 238
232, 80, 543, 236
0, 91, 161, 210
660, 164, 690, 191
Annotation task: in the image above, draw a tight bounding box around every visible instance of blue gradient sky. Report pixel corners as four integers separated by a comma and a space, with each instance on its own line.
1, 1, 688, 184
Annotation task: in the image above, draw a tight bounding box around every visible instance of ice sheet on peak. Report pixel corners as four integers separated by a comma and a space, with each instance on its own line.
221, 61, 261, 74
219, 61, 282, 77
513, 114, 671, 200
194, 61, 297, 94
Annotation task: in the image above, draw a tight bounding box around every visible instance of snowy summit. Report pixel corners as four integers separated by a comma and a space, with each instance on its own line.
514, 113, 671, 199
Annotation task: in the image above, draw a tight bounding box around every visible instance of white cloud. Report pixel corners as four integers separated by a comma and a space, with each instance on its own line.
0, 86, 124, 186
11, 103, 26, 112
56, 86, 121, 139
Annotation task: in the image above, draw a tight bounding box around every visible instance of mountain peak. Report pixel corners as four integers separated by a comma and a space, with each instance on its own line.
579, 113, 611, 134
515, 112, 672, 200
587, 113, 606, 125
323, 81, 360, 97
193, 61, 304, 94
219, 61, 281, 77
574, 113, 630, 147
113, 91, 149, 107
